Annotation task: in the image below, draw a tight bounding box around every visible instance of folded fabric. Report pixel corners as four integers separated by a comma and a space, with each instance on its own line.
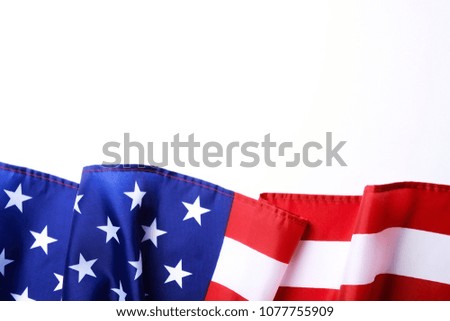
0, 162, 78, 300
63, 165, 306, 300
0, 162, 306, 301
262, 183, 450, 300
1, 161, 449, 301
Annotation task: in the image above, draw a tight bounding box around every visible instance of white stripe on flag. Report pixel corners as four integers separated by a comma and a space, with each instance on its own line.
343, 227, 450, 285
280, 240, 350, 289
281, 227, 450, 289
212, 237, 288, 300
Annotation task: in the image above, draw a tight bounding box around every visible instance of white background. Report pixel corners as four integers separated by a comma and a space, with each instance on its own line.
0, 1, 449, 198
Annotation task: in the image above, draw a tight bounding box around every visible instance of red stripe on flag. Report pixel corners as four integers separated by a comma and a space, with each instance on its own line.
225, 193, 307, 263
275, 287, 340, 301
205, 193, 307, 300
263, 182, 450, 301
355, 182, 450, 234
339, 274, 450, 300
276, 275, 450, 300
204, 282, 247, 301
260, 193, 361, 241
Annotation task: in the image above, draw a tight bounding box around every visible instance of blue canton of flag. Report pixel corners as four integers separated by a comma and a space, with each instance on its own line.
0, 162, 78, 300
62, 165, 233, 300
0, 162, 306, 301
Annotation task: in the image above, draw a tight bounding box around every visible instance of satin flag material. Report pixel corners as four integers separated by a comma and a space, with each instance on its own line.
0, 162, 78, 300
261, 182, 450, 300
1, 161, 450, 301
63, 165, 306, 300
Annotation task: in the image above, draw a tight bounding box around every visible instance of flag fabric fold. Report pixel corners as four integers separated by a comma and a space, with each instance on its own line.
262, 182, 450, 300
0, 162, 78, 300
1, 160, 449, 301
62, 165, 307, 301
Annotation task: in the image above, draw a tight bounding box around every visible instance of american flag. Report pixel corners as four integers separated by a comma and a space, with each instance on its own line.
262, 183, 450, 300
1, 161, 449, 301
0, 163, 78, 300
0, 162, 305, 301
